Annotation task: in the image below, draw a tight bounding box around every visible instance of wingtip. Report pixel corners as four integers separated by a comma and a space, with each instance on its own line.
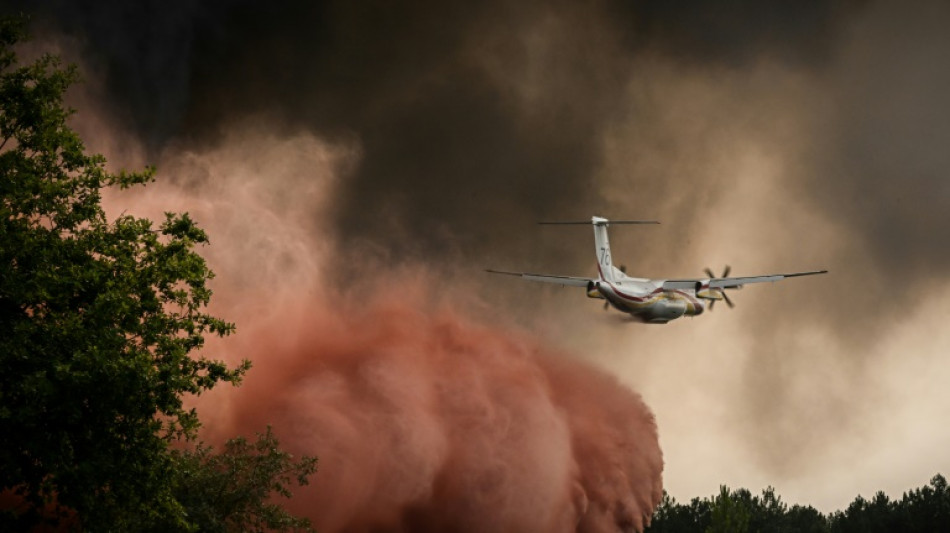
784, 269, 830, 278
485, 268, 521, 277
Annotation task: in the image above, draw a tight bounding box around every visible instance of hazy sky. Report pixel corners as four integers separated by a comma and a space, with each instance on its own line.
15, 0, 950, 518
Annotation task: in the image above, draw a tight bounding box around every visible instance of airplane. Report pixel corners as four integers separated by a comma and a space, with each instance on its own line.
487, 216, 827, 324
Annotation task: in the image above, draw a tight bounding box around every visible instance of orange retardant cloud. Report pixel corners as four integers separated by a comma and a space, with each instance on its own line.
205, 279, 663, 532
99, 130, 663, 531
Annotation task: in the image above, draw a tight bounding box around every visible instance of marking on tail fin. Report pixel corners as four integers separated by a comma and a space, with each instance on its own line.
537, 216, 660, 283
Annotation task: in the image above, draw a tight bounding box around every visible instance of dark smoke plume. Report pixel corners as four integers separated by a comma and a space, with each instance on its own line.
15, 0, 950, 514
13, 0, 858, 267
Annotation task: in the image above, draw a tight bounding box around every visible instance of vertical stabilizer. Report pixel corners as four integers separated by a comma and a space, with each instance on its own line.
538, 217, 658, 282
592, 216, 619, 281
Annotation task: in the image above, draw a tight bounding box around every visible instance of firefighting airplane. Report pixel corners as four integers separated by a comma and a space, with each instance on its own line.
487, 216, 827, 324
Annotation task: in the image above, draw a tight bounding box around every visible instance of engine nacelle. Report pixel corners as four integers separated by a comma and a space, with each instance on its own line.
586, 280, 604, 299
695, 281, 723, 301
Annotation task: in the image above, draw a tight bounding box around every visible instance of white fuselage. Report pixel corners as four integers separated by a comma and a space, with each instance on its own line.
589, 218, 703, 323
588, 273, 704, 324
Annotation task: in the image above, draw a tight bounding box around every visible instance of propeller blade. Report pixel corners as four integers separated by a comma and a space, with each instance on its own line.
619, 264, 627, 274
701, 265, 738, 310
722, 291, 735, 309
603, 301, 610, 311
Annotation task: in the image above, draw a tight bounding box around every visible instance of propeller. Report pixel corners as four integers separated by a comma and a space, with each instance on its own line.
703, 265, 736, 310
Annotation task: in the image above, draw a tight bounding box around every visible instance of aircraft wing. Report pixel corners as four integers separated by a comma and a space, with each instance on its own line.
662, 270, 827, 290
486, 269, 592, 287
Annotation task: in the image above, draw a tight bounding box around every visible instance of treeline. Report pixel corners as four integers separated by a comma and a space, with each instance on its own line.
646, 474, 950, 533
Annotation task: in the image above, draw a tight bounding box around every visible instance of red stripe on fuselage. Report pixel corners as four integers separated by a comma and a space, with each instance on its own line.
596, 263, 703, 309
605, 281, 703, 307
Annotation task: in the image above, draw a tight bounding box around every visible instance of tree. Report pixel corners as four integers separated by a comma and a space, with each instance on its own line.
646, 491, 710, 532
0, 17, 252, 528
707, 486, 753, 533
899, 474, 950, 532
828, 492, 897, 533
163, 427, 317, 533
647, 475, 950, 533
829, 474, 950, 533
783, 504, 828, 533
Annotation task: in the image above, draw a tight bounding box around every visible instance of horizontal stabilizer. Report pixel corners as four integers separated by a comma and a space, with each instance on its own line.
538, 220, 660, 225
486, 269, 591, 287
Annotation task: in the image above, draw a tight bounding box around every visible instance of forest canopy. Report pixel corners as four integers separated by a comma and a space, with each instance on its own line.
646, 474, 950, 533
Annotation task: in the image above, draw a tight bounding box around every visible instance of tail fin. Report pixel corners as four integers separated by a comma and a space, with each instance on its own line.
591, 216, 617, 281
539, 217, 659, 282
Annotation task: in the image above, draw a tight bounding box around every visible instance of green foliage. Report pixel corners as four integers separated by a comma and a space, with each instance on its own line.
708, 486, 753, 533
647, 492, 711, 533
828, 491, 896, 533
647, 474, 950, 533
828, 475, 950, 533
0, 16, 252, 529
130, 427, 317, 533
648, 486, 824, 533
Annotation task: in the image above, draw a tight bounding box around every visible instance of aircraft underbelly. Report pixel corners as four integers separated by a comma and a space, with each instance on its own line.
603, 286, 689, 322
633, 300, 687, 322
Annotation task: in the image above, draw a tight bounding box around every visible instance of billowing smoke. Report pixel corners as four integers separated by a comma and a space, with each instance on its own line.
100, 129, 663, 531
16, 0, 950, 515
215, 282, 662, 532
